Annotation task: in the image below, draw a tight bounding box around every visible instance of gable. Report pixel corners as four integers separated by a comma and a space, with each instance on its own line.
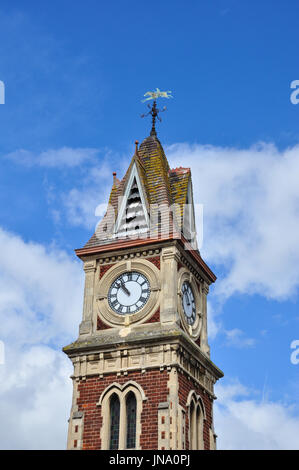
114, 163, 149, 238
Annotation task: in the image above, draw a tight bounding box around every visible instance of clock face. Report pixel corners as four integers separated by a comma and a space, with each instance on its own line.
181, 281, 196, 325
108, 271, 150, 315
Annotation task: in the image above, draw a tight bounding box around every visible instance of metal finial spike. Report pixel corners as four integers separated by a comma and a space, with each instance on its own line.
141, 89, 173, 136
135, 140, 139, 154
141, 99, 167, 136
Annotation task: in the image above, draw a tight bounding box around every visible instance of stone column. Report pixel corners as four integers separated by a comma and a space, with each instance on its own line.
201, 282, 210, 357
67, 376, 84, 449
79, 259, 97, 336
160, 246, 180, 324
167, 368, 179, 449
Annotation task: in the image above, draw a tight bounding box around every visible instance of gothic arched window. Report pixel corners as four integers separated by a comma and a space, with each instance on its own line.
190, 400, 196, 450
126, 392, 137, 449
196, 405, 204, 450
109, 394, 120, 450
98, 381, 146, 450
187, 392, 206, 450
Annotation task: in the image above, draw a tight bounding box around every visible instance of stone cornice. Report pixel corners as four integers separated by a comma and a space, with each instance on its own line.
62, 323, 223, 383
76, 238, 216, 285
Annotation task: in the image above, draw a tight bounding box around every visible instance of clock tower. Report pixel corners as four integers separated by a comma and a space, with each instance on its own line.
63, 110, 223, 450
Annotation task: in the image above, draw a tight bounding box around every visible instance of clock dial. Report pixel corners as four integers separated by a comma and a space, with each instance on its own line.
108, 271, 150, 314
181, 281, 196, 325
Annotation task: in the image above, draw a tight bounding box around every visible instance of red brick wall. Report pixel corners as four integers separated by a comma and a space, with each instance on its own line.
178, 262, 184, 271
77, 369, 169, 450
146, 307, 160, 324
178, 372, 213, 450
97, 316, 111, 330
147, 256, 160, 270
99, 264, 114, 279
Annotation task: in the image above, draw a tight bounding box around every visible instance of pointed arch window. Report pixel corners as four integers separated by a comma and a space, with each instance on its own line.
109, 394, 120, 450
98, 381, 146, 450
126, 392, 137, 449
196, 405, 204, 450
188, 392, 205, 450
190, 400, 196, 450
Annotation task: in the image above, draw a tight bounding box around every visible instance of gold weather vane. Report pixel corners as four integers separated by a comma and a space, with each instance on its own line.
141, 88, 173, 136
142, 88, 173, 102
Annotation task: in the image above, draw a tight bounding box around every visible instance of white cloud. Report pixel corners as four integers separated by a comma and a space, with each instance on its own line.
50, 140, 299, 300
5, 147, 98, 168
207, 300, 222, 340
167, 142, 299, 301
0, 228, 83, 344
0, 346, 72, 449
224, 328, 256, 348
215, 380, 299, 449
0, 227, 83, 449
61, 163, 113, 229
42, 140, 299, 302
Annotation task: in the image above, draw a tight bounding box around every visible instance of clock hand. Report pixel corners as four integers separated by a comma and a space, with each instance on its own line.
120, 281, 130, 296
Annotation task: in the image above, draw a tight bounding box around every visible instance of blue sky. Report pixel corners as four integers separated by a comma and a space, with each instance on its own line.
0, 1, 299, 449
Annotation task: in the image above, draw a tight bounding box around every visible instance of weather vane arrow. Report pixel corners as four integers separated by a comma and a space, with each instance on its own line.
141, 88, 173, 136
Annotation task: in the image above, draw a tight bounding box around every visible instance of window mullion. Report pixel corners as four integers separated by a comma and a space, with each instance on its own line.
118, 395, 126, 450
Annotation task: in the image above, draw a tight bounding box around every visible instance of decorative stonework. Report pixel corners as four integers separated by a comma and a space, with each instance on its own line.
70, 342, 216, 398
67, 378, 84, 450
97, 380, 146, 450
79, 259, 97, 336
94, 259, 161, 329
98, 248, 161, 266
178, 255, 205, 284
178, 371, 215, 450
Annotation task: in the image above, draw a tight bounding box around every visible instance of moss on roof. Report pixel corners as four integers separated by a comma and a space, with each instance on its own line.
83, 134, 192, 249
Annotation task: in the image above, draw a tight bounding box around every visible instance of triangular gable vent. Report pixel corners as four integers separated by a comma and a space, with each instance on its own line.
115, 171, 148, 238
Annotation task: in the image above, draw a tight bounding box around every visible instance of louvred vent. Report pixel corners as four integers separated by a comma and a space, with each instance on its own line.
117, 177, 148, 237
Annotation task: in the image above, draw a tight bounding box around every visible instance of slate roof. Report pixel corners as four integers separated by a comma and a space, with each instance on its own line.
83, 134, 192, 249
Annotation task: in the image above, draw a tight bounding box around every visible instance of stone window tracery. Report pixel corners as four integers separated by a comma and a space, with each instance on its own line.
98, 381, 146, 450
